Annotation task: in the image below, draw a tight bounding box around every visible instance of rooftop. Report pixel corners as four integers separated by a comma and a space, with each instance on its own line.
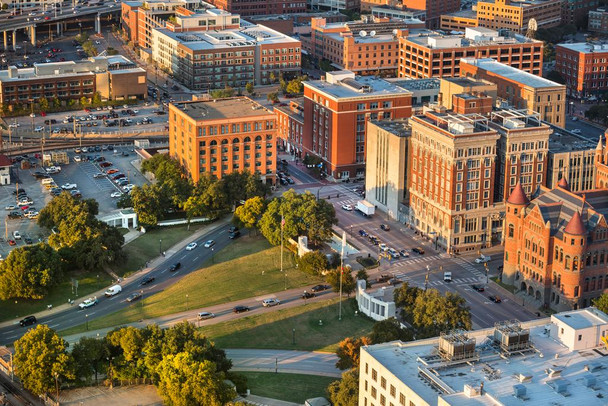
479, 0, 561, 7
406, 28, 539, 49
548, 127, 597, 153
553, 308, 608, 329
442, 8, 477, 18
155, 23, 299, 51
305, 71, 411, 100
369, 119, 411, 137
390, 78, 440, 91
557, 42, 608, 53
363, 313, 608, 406
461, 58, 563, 88
171, 98, 274, 121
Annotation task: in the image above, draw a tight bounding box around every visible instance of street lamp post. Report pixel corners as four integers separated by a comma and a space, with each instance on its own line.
85, 314, 89, 331
186, 294, 189, 311
53, 372, 59, 401
292, 328, 295, 345
159, 239, 162, 255
484, 263, 489, 284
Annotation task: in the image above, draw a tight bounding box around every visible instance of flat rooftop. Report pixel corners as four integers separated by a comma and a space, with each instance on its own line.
553, 308, 608, 329
548, 127, 597, 153
390, 78, 440, 91
443, 8, 477, 18
406, 29, 539, 49
557, 42, 608, 54
363, 317, 608, 406
171, 98, 274, 121
369, 119, 410, 137
325, 32, 397, 44
462, 58, 563, 88
305, 75, 411, 100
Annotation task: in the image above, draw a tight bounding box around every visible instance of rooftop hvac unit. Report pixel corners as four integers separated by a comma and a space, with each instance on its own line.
448, 121, 474, 135
504, 118, 526, 129
583, 373, 597, 388
513, 384, 527, 399
438, 331, 476, 361
494, 321, 531, 352
585, 362, 604, 372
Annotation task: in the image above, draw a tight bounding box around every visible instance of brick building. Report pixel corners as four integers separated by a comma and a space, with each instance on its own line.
562, 0, 600, 26
400, 0, 460, 28
204, 0, 306, 16
0, 56, 147, 105
589, 8, 608, 34
502, 180, 608, 311
460, 58, 566, 127
440, 9, 478, 31
547, 128, 597, 192
594, 130, 608, 189
168, 98, 276, 183
303, 70, 413, 180
475, 0, 563, 33
398, 27, 544, 79
555, 42, 608, 98
275, 99, 304, 155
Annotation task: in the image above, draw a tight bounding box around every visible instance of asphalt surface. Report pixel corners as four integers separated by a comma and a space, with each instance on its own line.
0, 222, 232, 345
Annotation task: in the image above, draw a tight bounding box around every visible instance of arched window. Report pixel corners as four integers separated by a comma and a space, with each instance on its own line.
591, 277, 596, 291
221, 139, 228, 145
508, 224, 514, 238
573, 256, 579, 271
210, 140, 218, 146
560, 249, 564, 262
555, 247, 559, 260
232, 138, 240, 144
593, 252, 598, 265
564, 255, 571, 270
552, 272, 557, 285
584, 277, 590, 292
599, 276, 604, 290
255, 135, 262, 141
266, 134, 272, 140
243, 137, 251, 143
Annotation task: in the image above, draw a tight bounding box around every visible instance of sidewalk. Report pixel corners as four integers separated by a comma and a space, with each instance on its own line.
0, 217, 231, 330
237, 394, 301, 406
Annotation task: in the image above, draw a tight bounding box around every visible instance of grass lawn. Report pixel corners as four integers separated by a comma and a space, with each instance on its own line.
202, 298, 374, 353
113, 223, 207, 277
61, 236, 323, 335
491, 276, 515, 293
0, 270, 113, 322
240, 372, 335, 404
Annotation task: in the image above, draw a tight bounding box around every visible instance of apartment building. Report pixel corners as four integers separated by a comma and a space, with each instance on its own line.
121, 0, 201, 49
360, 309, 608, 405
152, 23, 300, 90
370, 5, 427, 22
168, 98, 276, 182
275, 99, 304, 155
476, 0, 563, 33
310, 0, 359, 11
589, 8, 608, 34
400, 0, 460, 28
503, 181, 608, 310
438, 76, 497, 110
439, 9, 478, 31
563, 0, 600, 25
547, 128, 597, 192
303, 71, 412, 180
204, 0, 306, 16
460, 58, 566, 127
304, 17, 421, 76
365, 120, 410, 221
0, 56, 147, 105
555, 42, 608, 98
398, 27, 544, 79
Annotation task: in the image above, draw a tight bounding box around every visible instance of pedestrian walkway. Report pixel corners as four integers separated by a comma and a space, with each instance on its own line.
236, 394, 301, 406
453, 257, 485, 279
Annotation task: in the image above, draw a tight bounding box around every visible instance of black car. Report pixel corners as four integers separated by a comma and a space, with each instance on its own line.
19, 315, 37, 327
127, 292, 142, 302
377, 274, 392, 283
302, 291, 315, 299
168, 262, 181, 272
488, 295, 502, 303
233, 305, 250, 313
311, 284, 330, 292
358, 229, 367, 237
229, 230, 241, 239
412, 247, 425, 255
8, 211, 22, 219
24, 237, 32, 244
380, 224, 391, 231
44, 119, 57, 125
140, 275, 156, 285
388, 278, 403, 286
471, 284, 485, 292
228, 226, 239, 233
12, 188, 26, 195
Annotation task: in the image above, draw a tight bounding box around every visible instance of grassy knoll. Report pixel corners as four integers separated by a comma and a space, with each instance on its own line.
240, 372, 335, 404
202, 298, 374, 353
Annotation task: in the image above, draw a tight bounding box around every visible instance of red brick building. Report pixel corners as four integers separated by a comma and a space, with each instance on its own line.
275, 99, 304, 155
503, 180, 608, 311
204, 0, 306, 16
401, 0, 460, 28
303, 71, 412, 180
555, 42, 608, 98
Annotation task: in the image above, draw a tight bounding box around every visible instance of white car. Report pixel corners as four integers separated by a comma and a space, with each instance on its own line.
475, 255, 492, 264
341, 204, 353, 211
78, 297, 98, 310
110, 191, 122, 198
4, 205, 16, 210
81, 147, 88, 153
61, 183, 77, 190
186, 242, 198, 251
73, 155, 81, 162
379, 243, 389, 252
262, 298, 280, 307
34, 126, 44, 132
25, 211, 39, 218
571, 129, 581, 134
18, 199, 33, 206
122, 184, 134, 192
203, 240, 215, 248
8, 123, 19, 128
197, 312, 215, 320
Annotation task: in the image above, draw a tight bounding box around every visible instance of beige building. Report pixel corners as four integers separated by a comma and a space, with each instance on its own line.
364, 120, 410, 222
460, 58, 566, 127
547, 128, 598, 192
438, 76, 497, 110
359, 308, 608, 406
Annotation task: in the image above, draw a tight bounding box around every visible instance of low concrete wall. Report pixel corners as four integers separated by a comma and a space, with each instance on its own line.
157, 217, 210, 227
355, 280, 396, 321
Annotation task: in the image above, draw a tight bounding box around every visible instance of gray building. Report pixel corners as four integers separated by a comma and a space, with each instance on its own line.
547, 127, 598, 192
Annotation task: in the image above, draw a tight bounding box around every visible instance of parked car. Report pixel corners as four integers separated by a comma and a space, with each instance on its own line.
311, 284, 330, 292
110, 191, 122, 198
197, 311, 215, 320
61, 183, 77, 190
24, 236, 33, 244
262, 298, 280, 307
8, 239, 16, 246
19, 315, 37, 327
233, 305, 250, 313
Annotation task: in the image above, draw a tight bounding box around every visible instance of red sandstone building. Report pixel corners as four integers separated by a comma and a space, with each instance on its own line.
502, 180, 608, 312
400, 0, 460, 28
302, 70, 412, 180
555, 42, 608, 98
169, 98, 276, 183
275, 99, 305, 155
204, 0, 305, 16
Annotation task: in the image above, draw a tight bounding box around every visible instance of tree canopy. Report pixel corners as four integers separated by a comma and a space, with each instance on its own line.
593, 293, 608, 314
335, 336, 371, 370
326, 267, 356, 296
296, 251, 329, 276
369, 317, 413, 344
233, 196, 266, 230
327, 369, 359, 406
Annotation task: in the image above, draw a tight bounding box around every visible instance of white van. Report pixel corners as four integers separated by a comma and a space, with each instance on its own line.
443, 271, 452, 282
41, 178, 54, 185
104, 284, 122, 297
12, 231, 21, 240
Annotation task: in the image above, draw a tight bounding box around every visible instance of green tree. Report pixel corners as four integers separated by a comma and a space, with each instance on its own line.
141, 154, 192, 207
593, 293, 608, 314
335, 336, 371, 370
92, 91, 102, 106
369, 318, 413, 344
79, 96, 88, 107
286, 77, 305, 94
209, 86, 235, 99
296, 251, 328, 276
52, 96, 61, 109
0, 244, 63, 300
327, 369, 359, 406
245, 82, 254, 95
13, 325, 75, 396
325, 267, 356, 297
72, 336, 109, 384
233, 196, 266, 230
267, 92, 279, 103
39, 97, 49, 111
130, 184, 170, 226
356, 269, 369, 288
393, 282, 422, 322
156, 352, 236, 406
412, 289, 471, 338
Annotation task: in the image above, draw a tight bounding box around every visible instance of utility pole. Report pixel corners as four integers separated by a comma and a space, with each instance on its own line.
339, 231, 345, 321
281, 214, 285, 290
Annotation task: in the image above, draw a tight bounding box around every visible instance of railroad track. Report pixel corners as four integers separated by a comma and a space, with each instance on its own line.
0, 373, 35, 406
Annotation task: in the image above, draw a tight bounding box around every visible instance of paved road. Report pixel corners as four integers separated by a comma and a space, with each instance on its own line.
226, 349, 340, 377
0, 219, 233, 345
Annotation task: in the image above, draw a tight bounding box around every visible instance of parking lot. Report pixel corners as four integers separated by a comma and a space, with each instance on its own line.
0, 142, 149, 258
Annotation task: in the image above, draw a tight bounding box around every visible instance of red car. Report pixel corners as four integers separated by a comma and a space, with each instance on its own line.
106, 169, 119, 175
20, 205, 29, 211
40, 111, 46, 117
44, 16, 50, 20
8, 240, 16, 246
